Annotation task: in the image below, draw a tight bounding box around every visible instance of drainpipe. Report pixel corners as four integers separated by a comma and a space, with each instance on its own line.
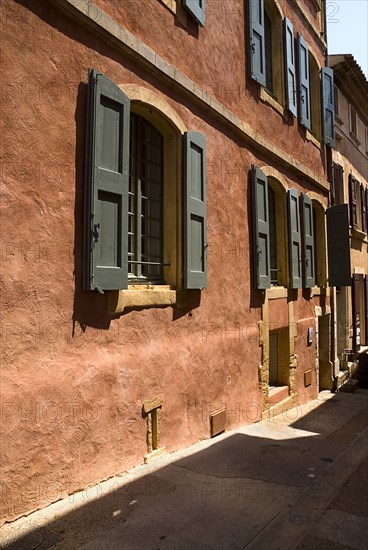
323, 1, 339, 384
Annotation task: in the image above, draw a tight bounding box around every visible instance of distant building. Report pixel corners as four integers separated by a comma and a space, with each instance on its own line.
328, 54, 368, 379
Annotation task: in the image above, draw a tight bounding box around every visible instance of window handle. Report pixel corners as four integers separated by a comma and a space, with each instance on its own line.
251, 40, 256, 54
93, 223, 100, 243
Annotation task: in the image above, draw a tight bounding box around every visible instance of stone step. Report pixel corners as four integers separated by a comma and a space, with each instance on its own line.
269, 385, 289, 405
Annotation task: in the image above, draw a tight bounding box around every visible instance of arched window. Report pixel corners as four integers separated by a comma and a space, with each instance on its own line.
264, 0, 284, 103
83, 73, 208, 297
268, 178, 288, 286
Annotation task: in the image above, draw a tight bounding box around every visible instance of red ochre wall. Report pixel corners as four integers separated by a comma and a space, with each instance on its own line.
0, 0, 328, 522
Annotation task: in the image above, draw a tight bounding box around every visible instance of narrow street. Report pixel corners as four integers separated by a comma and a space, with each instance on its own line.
1, 390, 367, 550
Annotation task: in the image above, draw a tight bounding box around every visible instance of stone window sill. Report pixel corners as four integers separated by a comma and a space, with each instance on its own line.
260, 88, 284, 116
351, 227, 367, 241
309, 286, 329, 297
349, 132, 361, 147
306, 129, 321, 149
109, 285, 178, 313
267, 287, 288, 300
159, 0, 177, 13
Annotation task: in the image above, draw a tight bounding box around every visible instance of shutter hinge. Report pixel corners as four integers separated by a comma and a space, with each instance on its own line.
94, 285, 104, 295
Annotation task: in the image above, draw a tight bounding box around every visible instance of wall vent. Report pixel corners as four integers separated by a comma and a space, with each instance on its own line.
210, 408, 226, 437
304, 369, 312, 387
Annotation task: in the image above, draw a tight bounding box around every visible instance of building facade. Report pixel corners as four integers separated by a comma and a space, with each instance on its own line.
1, 0, 335, 522
328, 54, 368, 378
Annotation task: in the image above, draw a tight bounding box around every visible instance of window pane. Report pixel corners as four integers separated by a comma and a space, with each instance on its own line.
268, 186, 278, 284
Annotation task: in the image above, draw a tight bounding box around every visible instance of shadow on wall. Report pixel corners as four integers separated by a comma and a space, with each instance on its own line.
2, 393, 367, 549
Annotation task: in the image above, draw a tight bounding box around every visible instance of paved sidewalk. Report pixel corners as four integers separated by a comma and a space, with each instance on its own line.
1, 390, 367, 550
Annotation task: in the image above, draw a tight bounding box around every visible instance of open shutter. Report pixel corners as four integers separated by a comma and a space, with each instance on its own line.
321, 67, 335, 147
352, 274, 361, 352
361, 184, 367, 233
248, 0, 266, 86
284, 18, 297, 117
287, 189, 302, 288
251, 166, 270, 289
184, 131, 207, 289
83, 69, 129, 292
183, 0, 205, 26
349, 174, 357, 229
326, 204, 351, 286
300, 194, 315, 288
297, 33, 311, 130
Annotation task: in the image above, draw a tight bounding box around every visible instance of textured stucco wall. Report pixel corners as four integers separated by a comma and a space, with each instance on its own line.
1, 0, 329, 523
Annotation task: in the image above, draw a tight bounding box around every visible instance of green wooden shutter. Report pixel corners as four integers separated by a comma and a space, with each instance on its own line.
83, 69, 129, 292
287, 189, 302, 288
183, 0, 205, 26
349, 174, 357, 229
284, 17, 297, 117
248, 0, 266, 86
321, 67, 335, 147
326, 204, 351, 286
297, 33, 311, 130
300, 194, 315, 288
251, 165, 270, 289
361, 184, 367, 233
184, 131, 207, 289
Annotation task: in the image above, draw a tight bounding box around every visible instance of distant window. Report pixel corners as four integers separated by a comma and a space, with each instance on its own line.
333, 162, 344, 205
334, 85, 339, 118
350, 105, 357, 137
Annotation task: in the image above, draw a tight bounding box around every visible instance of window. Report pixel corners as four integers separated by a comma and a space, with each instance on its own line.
334, 85, 339, 118
251, 167, 288, 289
251, 166, 326, 290
312, 201, 327, 286
264, 11, 273, 93
308, 52, 322, 140
183, 0, 205, 25
129, 114, 164, 282
349, 105, 357, 137
349, 174, 364, 231
268, 186, 277, 284
332, 162, 344, 205
83, 69, 208, 293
